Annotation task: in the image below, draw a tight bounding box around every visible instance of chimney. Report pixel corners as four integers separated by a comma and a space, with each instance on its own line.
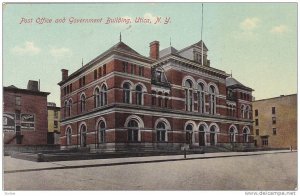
27, 80, 39, 91
61, 69, 69, 81
149, 41, 159, 60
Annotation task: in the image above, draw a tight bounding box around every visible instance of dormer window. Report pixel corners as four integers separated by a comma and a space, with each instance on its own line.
155, 71, 162, 82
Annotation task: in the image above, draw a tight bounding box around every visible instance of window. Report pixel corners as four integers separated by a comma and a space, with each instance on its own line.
198, 83, 205, 114
185, 124, 193, 144
54, 120, 58, 128
156, 71, 162, 82
64, 101, 68, 118
15, 96, 21, 106
272, 107, 276, 115
255, 109, 258, 117
80, 124, 87, 147
64, 87, 67, 95
123, 62, 128, 73
67, 85, 69, 94
243, 128, 249, 142
210, 125, 217, 145
136, 85, 143, 105
70, 84, 72, 92
103, 64, 106, 75
79, 78, 82, 87
98, 67, 102, 78
98, 121, 106, 144
152, 91, 156, 106
94, 87, 100, 108
273, 128, 277, 135
229, 127, 235, 143
128, 120, 139, 142
80, 94, 86, 112
185, 80, 193, 112
54, 111, 58, 118
272, 117, 276, 124
199, 125, 206, 146
164, 97, 168, 108
138, 66, 144, 76
256, 129, 259, 136
123, 82, 131, 103
68, 99, 72, 116
209, 86, 217, 115
262, 137, 268, 146
158, 97, 162, 107
156, 122, 167, 142
255, 119, 259, 126
94, 70, 97, 80
241, 105, 245, 118
82, 76, 86, 86
101, 84, 107, 106
66, 128, 72, 145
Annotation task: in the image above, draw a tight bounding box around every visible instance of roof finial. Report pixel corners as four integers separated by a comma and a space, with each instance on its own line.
120, 32, 122, 42
82, 58, 83, 67
230, 70, 232, 77
170, 37, 172, 46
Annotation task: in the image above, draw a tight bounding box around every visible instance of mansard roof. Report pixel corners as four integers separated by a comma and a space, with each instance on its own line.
177, 40, 208, 54
226, 77, 253, 91
159, 46, 178, 58
107, 41, 141, 55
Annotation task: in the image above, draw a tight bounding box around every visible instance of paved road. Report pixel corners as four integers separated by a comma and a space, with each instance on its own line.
3, 152, 297, 190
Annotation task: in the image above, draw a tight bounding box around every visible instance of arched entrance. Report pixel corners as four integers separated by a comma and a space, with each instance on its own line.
199, 124, 206, 146
185, 124, 193, 145
210, 125, 216, 145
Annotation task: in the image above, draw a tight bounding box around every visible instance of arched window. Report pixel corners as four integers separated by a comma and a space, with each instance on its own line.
80, 94, 86, 112
243, 127, 249, 142
123, 82, 131, 104
94, 87, 100, 108
185, 80, 193, 112
156, 122, 167, 142
80, 124, 87, 147
245, 106, 250, 119
127, 120, 139, 142
98, 121, 106, 144
186, 124, 193, 144
66, 127, 72, 145
241, 105, 245, 118
209, 86, 216, 115
199, 124, 206, 146
229, 127, 235, 143
198, 83, 205, 114
136, 85, 143, 105
101, 84, 107, 106
68, 99, 72, 117
210, 125, 217, 145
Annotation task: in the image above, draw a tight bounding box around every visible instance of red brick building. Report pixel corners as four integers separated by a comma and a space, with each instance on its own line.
59, 40, 254, 152
3, 80, 50, 146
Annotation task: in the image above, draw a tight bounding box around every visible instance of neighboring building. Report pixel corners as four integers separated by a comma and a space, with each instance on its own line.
3, 80, 50, 145
47, 102, 61, 144
252, 94, 297, 149
58, 39, 254, 152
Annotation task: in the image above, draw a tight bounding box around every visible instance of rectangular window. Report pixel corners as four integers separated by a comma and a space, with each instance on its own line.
272, 107, 276, 114
138, 66, 142, 76
67, 85, 69, 94
98, 67, 102, 78
255, 109, 258, 117
94, 69, 97, 80
15, 96, 21, 106
54, 111, 58, 118
64, 87, 67, 95
164, 98, 168, 108
79, 78, 82, 87
54, 120, 58, 128
82, 76, 86, 86
272, 117, 276, 124
70, 84, 72, 92
130, 64, 134, 74
262, 137, 268, 146
255, 119, 259, 126
103, 64, 106, 75
273, 128, 277, 135
123, 62, 128, 73
256, 129, 259, 136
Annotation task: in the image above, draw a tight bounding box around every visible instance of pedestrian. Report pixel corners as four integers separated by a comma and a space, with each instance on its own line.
290, 145, 293, 152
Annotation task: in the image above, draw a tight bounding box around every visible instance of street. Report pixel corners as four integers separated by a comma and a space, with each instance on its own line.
3, 152, 297, 190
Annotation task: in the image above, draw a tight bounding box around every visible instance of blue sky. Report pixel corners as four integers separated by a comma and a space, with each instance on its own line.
3, 3, 297, 106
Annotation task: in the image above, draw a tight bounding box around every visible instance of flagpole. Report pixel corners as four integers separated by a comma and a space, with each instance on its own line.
201, 3, 204, 66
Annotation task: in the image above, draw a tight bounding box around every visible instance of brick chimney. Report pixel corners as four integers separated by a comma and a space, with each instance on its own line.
61, 69, 69, 81
150, 41, 159, 60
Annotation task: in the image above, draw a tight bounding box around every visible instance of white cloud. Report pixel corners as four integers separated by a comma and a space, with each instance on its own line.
49, 47, 72, 58
270, 25, 289, 34
11, 41, 41, 55
240, 17, 261, 31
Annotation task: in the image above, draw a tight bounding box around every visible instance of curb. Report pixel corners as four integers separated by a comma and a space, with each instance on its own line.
4, 151, 295, 174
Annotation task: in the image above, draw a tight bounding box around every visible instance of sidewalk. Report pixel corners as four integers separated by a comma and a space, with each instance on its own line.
4, 150, 295, 174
